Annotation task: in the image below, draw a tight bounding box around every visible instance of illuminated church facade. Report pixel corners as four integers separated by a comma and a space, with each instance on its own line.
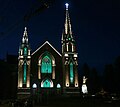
17, 3, 79, 98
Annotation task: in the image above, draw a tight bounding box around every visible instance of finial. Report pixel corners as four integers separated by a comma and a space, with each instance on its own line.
23, 27, 27, 36
25, 27, 27, 31
65, 3, 69, 10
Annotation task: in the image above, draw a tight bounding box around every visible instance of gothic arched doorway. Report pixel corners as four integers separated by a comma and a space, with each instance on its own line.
41, 78, 53, 88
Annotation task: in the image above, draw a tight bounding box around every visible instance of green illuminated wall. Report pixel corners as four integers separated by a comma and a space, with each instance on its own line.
70, 62, 74, 83
23, 62, 27, 84
41, 55, 52, 73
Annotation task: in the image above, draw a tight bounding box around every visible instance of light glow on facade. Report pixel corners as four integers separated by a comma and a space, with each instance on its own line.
38, 67, 41, 79
22, 38, 25, 43
74, 54, 77, 57
19, 81, 22, 88
28, 50, 30, 55
65, 67, 69, 87
74, 58, 76, 60
27, 56, 31, 58
72, 45, 74, 52
52, 60, 55, 65
66, 82, 69, 87
67, 43, 68, 51
65, 53, 68, 57
32, 83, 37, 88
20, 49, 23, 55
75, 69, 79, 87
27, 81, 30, 87
65, 23, 67, 34
75, 83, 78, 87
27, 83, 30, 88
57, 84, 61, 88
52, 67, 55, 79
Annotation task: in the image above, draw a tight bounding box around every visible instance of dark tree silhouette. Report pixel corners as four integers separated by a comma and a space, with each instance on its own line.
114, 56, 120, 94
103, 64, 115, 93
89, 68, 100, 94
82, 63, 90, 78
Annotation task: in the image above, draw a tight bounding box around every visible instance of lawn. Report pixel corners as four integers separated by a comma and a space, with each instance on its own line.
1, 96, 120, 107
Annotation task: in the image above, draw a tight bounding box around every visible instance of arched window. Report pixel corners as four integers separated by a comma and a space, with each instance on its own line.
68, 43, 72, 52
41, 55, 52, 73
70, 62, 74, 83
41, 79, 53, 88
24, 47, 27, 55
23, 62, 27, 84
43, 79, 50, 87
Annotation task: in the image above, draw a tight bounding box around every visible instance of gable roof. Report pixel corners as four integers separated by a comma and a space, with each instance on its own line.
31, 41, 61, 56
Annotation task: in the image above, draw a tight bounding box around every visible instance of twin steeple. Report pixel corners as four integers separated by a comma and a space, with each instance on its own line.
17, 3, 79, 97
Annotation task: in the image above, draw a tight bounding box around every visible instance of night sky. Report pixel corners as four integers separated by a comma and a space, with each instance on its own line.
0, 0, 120, 75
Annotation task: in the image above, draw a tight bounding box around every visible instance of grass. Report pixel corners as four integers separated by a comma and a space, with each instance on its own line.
1, 96, 120, 107
35, 96, 120, 107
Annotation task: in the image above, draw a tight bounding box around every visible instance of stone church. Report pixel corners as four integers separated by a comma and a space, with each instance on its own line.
17, 3, 79, 98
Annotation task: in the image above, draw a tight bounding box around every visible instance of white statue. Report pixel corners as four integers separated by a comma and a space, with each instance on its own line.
82, 76, 88, 94
83, 76, 87, 84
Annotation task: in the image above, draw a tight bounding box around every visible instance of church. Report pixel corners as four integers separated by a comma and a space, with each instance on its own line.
17, 3, 79, 98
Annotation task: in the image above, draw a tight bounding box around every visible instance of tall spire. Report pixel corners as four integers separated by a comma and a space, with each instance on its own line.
22, 27, 28, 44
62, 4, 79, 94
62, 3, 76, 53
65, 3, 72, 35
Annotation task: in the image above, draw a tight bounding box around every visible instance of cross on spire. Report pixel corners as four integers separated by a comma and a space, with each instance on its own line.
65, 3, 69, 10
64, 3, 73, 36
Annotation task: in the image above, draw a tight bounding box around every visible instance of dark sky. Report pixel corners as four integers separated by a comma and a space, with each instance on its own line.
0, 0, 120, 75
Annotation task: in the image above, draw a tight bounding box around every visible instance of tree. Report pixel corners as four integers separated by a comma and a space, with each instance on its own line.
114, 56, 120, 94
103, 64, 115, 92
82, 63, 90, 78
89, 68, 100, 94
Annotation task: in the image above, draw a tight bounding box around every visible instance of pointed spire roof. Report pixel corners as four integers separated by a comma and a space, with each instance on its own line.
65, 3, 72, 35
62, 3, 74, 41
22, 27, 28, 44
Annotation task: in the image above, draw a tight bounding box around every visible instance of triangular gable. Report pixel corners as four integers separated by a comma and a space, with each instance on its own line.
32, 41, 61, 56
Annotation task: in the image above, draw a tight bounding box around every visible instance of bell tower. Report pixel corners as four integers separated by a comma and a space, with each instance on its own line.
18, 27, 31, 98
62, 3, 79, 94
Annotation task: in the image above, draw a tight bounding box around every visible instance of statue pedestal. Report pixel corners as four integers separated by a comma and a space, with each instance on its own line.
82, 84, 88, 94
